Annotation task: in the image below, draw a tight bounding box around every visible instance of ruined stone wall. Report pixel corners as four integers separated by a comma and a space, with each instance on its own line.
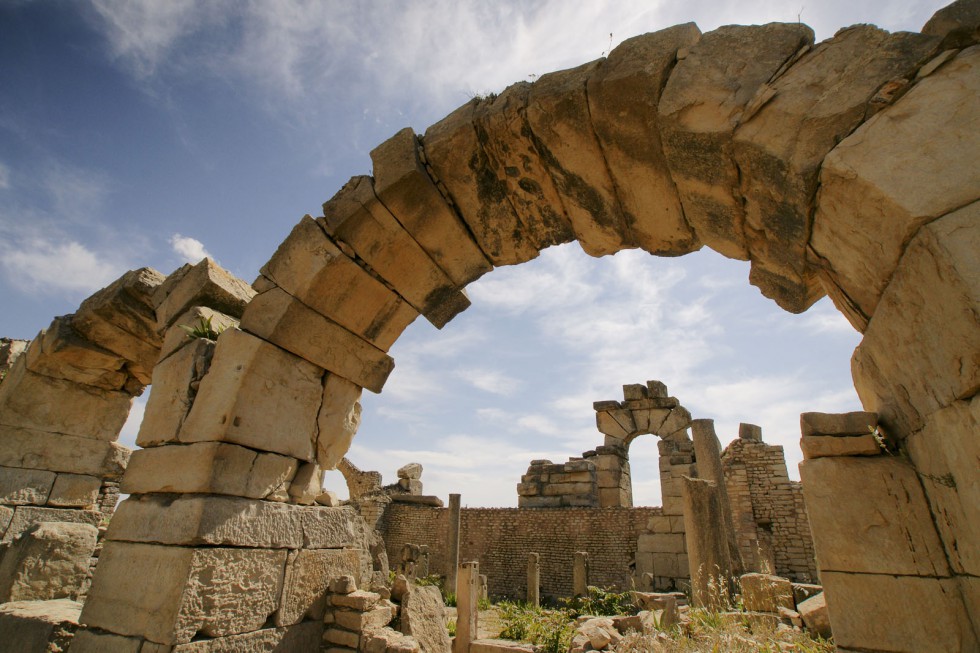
380, 503, 659, 599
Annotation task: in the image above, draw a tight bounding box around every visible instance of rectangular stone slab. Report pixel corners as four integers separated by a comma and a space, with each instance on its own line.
137, 338, 215, 447
371, 127, 492, 286
0, 465, 55, 505
276, 548, 361, 625
2, 506, 101, 543
25, 317, 133, 392
320, 175, 470, 329
240, 287, 394, 393
47, 473, 101, 508
169, 622, 323, 652
0, 424, 130, 478
259, 215, 417, 351
154, 258, 256, 330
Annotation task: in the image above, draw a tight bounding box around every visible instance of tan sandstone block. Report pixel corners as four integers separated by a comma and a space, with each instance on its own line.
422, 99, 542, 265
0, 465, 55, 505
0, 522, 98, 602
0, 506, 13, 538
800, 411, 878, 437
137, 338, 215, 447
812, 46, 980, 326
154, 258, 255, 330
0, 599, 82, 653
158, 306, 238, 362
82, 542, 287, 645
659, 24, 814, 261
287, 462, 321, 505
316, 374, 362, 470
276, 548, 361, 626
799, 434, 881, 459
371, 127, 492, 286
587, 23, 702, 256
25, 318, 134, 393
259, 215, 417, 351
334, 602, 395, 631
2, 506, 102, 543
822, 572, 977, 653
240, 287, 393, 393
108, 494, 304, 548
121, 441, 297, 499
0, 355, 133, 441
300, 505, 363, 549
47, 473, 101, 508
68, 629, 145, 653
739, 573, 794, 613
851, 203, 980, 437
0, 424, 129, 478
167, 623, 322, 653
320, 176, 470, 329
800, 456, 949, 576
525, 60, 632, 257
178, 328, 322, 461
596, 409, 636, 438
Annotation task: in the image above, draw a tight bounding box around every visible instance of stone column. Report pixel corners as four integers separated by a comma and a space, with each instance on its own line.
691, 419, 744, 576
681, 476, 732, 610
573, 551, 590, 597
527, 553, 540, 606
454, 561, 480, 653
446, 493, 461, 592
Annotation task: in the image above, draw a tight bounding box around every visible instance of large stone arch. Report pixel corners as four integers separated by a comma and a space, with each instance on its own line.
12, 4, 972, 652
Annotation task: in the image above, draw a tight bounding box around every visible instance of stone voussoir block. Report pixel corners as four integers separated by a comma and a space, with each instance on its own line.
154, 258, 255, 331
0, 424, 130, 479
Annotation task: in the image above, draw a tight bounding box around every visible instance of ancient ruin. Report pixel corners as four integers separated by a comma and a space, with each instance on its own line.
0, 1, 978, 651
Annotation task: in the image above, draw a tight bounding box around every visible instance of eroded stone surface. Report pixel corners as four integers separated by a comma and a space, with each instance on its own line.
25, 317, 134, 393
2, 506, 102, 544
0, 599, 81, 653
276, 548, 361, 625
400, 585, 451, 653
137, 338, 215, 447
154, 258, 255, 330
0, 424, 130, 478
47, 473, 101, 508
317, 374, 362, 471
0, 521, 98, 602
0, 465, 55, 505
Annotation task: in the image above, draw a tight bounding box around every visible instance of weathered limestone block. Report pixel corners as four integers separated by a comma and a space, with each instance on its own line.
587, 23, 702, 256
371, 127, 492, 286
0, 522, 98, 602
320, 176, 470, 329
800, 411, 878, 436
0, 355, 133, 440
422, 98, 542, 265
259, 215, 418, 351
812, 45, 978, 327
276, 548, 361, 625
240, 287, 393, 393
681, 476, 732, 609
68, 629, 147, 653
800, 434, 880, 459
158, 306, 238, 362
922, 0, 980, 47
800, 456, 949, 576
630, 407, 670, 434
397, 462, 423, 480
178, 328, 322, 461
796, 592, 831, 639
300, 505, 363, 549
0, 465, 55, 505
154, 258, 255, 330
734, 25, 938, 312
659, 24, 814, 261
287, 461, 321, 505
323, 626, 361, 649
0, 599, 81, 653
108, 494, 304, 548
121, 441, 298, 499
397, 478, 422, 494
82, 542, 287, 645
334, 601, 396, 631
822, 572, 977, 653
137, 338, 215, 447
25, 317, 135, 393
363, 627, 421, 653
2, 506, 101, 544
47, 473, 101, 508
399, 585, 452, 653
166, 622, 322, 652
739, 573, 794, 613
526, 60, 633, 256
71, 268, 166, 383
851, 203, 980, 437
0, 505, 13, 537
472, 83, 576, 251
316, 373, 362, 471
596, 408, 636, 438
0, 424, 130, 478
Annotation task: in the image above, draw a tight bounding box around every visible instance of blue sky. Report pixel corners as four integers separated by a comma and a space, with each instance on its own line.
0, 0, 947, 506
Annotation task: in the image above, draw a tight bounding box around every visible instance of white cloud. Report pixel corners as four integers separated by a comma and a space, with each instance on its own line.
454, 367, 522, 396
0, 236, 120, 294
169, 233, 213, 264
800, 298, 860, 335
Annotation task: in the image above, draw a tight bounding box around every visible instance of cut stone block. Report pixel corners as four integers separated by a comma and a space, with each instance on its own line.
800, 411, 878, 437
0, 355, 133, 441
0, 599, 81, 653
526, 60, 632, 257
240, 287, 393, 393
659, 23, 814, 262
371, 127, 492, 286
287, 461, 321, 505
320, 175, 470, 329
259, 215, 418, 351
158, 306, 238, 363
0, 521, 98, 602
300, 505, 363, 549
167, 622, 322, 652
0, 505, 13, 538
122, 441, 298, 500
137, 338, 215, 447
68, 629, 146, 653
0, 465, 55, 505
800, 434, 881, 459
399, 584, 451, 653
81, 542, 287, 645
276, 548, 361, 625
796, 592, 831, 639
587, 24, 702, 256
422, 99, 542, 266
25, 317, 135, 393
739, 573, 794, 613
2, 506, 101, 543
47, 473, 101, 508
738, 423, 762, 441
334, 602, 395, 631
178, 328, 322, 461
0, 424, 130, 478
108, 494, 305, 548
316, 373, 362, 470
154, 258, 255, 330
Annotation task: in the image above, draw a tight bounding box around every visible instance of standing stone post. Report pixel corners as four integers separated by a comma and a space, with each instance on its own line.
573, 551, 590, 597
691, 419, 744, 576
681, 476, 733, 610
527, 553, 540, 606
454, 561, 480, 653
446, 493, 461, 592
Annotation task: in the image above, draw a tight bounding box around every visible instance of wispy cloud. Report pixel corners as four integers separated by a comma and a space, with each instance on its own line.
454, 367, 522, 396
169, 233, 212, 264
0, 236, 120, 294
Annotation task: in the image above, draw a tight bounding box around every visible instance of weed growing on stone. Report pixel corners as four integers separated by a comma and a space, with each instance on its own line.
179, 315, 223, 340
496, 601, 576, 653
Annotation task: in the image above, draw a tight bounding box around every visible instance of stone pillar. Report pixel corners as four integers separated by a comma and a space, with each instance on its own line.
681, 476, 732, 610
446, 493, 461, 592
573, 551, 590, 597
691, 419, 744, 576
454, 561, 480, 653
527, 553, 540, 606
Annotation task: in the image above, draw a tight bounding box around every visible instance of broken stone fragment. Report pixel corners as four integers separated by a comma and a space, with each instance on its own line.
153, 258, 255, 331
287, 462, 322, 505
0, 522, 98, 602
137, 337, 215, 448
397, 462, 423, 480
25, 317, 135, 393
